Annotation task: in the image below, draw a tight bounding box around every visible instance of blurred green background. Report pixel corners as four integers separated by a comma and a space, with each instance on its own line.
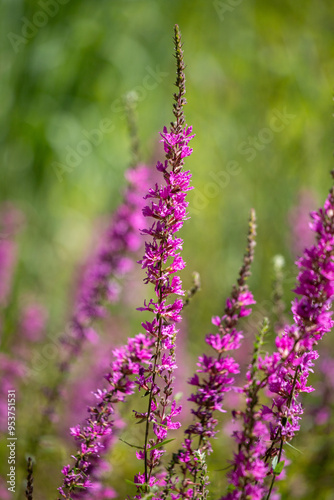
1, 0, 334, 498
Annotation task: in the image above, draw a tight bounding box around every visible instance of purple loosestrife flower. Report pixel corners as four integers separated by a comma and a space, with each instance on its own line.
58, 333, 155, 499
133, 25, 194, 496
163, 211, 256, 499
221, 319, 270, 500
59, 338, 124, 498
73, 444, 117, 500
225, 183, 334, 499
261, 186, 334, 494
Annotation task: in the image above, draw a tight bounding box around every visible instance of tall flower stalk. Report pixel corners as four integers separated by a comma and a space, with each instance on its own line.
224, 182, 334, 499
58, 24, 193, 499
221, 319, 270, 500
133, 24, 194, 495
262, 184, 334, 497
163, 210, 256, 498
58, 333, 155, 498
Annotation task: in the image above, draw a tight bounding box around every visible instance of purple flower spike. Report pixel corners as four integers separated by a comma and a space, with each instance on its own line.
260, 186, 334, 494
163, 210, 256, 499
133, 24, 194, 497
224, 184, 334, 499
58, 334, 155, 499
221, 318, 270, 500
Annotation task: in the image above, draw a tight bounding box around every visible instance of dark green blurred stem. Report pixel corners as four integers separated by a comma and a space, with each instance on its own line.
265, 438, 283, 500
238, 318, 269, 500
25, 457, 34, 500
264, 366, 300, 499
183, 272, 201, 307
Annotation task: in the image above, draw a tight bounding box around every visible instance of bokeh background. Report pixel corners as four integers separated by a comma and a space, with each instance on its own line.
1, 0, 334, 498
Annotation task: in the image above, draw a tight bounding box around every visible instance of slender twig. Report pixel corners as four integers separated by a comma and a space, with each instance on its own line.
265, 365, 301, 500
183, 272, 201, 307
25, 457, 34, 500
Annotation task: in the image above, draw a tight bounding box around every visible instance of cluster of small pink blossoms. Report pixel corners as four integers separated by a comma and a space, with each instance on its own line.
224, 186, 334, 499
133, 129, 193, 491
58, 333, 155, 499
163, 211, 256, 499
133, 25, 194, 496
222, 320, 271, 500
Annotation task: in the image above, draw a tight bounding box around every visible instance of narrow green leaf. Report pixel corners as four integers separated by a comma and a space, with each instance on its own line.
119, 438, 143, 450
286, 441, 303, 454
148, 438, 175, 451
125, 479, 149, 487
271, 455, 278, 470
273, 460, 285, 475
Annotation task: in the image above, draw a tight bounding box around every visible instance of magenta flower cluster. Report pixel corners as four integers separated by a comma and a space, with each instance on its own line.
58, 333, 155, 498
133, 124, 193, 493
223, 189, 334, 498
